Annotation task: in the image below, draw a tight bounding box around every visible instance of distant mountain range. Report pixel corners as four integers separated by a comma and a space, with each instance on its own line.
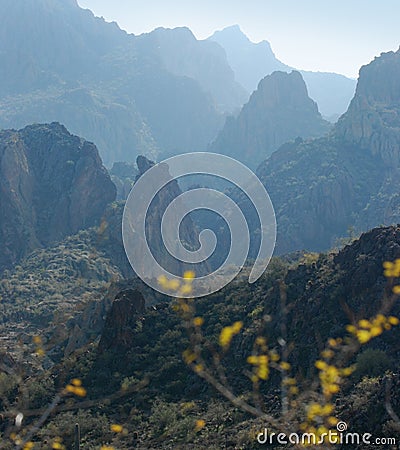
0, 0, 357, 167
209, 25, 357, 119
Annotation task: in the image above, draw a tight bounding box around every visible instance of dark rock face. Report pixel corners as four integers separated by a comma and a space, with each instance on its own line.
0, 122, 116, 270
255, 49, 400, 253
210, 71, 330, 168
97, 289, 145, 354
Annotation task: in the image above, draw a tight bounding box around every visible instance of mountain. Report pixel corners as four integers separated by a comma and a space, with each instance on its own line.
0, 122, 116, 270
88, 225, 399, 449
0, 0, 238, 166
139, 27, 248, 114
208, 25, 357, 118
256, 48, 400, 253
208, 25, 290, 93
209, 70, 330, 168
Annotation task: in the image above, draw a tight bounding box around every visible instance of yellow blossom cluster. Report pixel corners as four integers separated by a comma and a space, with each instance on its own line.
219, 321, 243, 350
315, 360, 354, 397
65, 378, 87, 397
158, 270, 195, 296
383, 260, 400, 293
246, 337, 281, 382
247, 354, 269, 380
346, 315, 399, 344
33, 335, 45, 357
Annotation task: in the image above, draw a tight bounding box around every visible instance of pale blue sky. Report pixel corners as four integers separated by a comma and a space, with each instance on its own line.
77, 0, 400, 78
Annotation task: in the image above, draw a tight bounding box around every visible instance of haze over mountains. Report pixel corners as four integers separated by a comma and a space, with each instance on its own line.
210, 70, 331, 168
1, 1, 400, 447
0, 0, 357, 168
209, 24, 357, 119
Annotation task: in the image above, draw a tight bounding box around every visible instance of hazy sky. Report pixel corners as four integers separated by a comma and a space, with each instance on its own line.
77, 0, 399, 78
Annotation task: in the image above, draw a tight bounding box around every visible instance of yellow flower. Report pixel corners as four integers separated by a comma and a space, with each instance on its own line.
247, 355, 258, 365
256, 337, 266, 346
183, 271, 195, 281
315, 360, 328, 370
327, 416, 339, 426
219, 322, 242, 349
157, 275, 168, 287
193, 317, 204, 327
110, 424, 123, 433
321, 349, 334, 359
393, 286, 400, 294
195, 419, 206, 432
280, 361, 291, 371
179, 283, 193, 295
358, 319, 371, 329
388, 316, 399, 325
231, 321, 243, 333
168, 279, 180, 290
73, 387, 87, 397
182, 349, 196, 364
71, 378, 82, 387
356, 329, 371, 344
346, 324, 357, 333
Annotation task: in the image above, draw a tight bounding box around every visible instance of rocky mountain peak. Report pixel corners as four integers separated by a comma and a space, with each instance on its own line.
210, 70, 330, 168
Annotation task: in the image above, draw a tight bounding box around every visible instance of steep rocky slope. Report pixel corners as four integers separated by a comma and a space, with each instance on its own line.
256, 48, 400, 253
0, 0, 232, 165
210, 70, 330, 168
0, 122, 115, 270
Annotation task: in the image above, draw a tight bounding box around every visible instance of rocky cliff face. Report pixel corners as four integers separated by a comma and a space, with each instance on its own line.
255, 49, 400, 253
335, 48, 400, 166
97, 289, 146, 354
210, 71, 330, 168
0, 122, 116, 270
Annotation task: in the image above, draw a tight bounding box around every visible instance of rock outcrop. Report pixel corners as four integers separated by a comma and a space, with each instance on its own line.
97, 289, 146, 354
335, 48, 400, 166
255, 49, 400, 253
0, 122, 116, 270
210, 71, 330, 168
